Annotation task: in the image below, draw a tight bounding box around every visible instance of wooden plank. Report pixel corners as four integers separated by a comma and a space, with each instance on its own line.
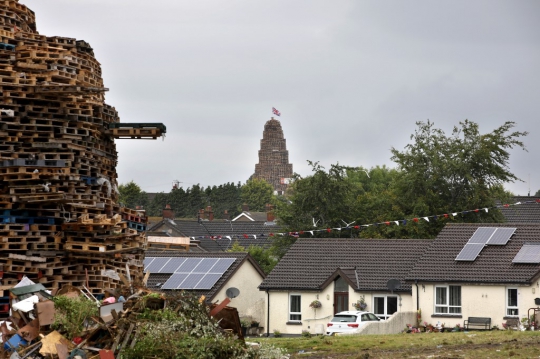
110, 328, 124, 353
17, 318, 39, 341
56, 342, 70, 359
119, 323, 135, 353
36, 300, 55, 326
99, 349, 115, 359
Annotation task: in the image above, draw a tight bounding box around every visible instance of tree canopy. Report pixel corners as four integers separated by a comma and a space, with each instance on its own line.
390, 120, 527, 237
275, 120, 527, 241
240, 178, 276, 212
118, 181, 148, 209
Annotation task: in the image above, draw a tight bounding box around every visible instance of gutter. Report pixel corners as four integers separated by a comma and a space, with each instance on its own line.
415, 279, 419, 311
266, 290, 270, 337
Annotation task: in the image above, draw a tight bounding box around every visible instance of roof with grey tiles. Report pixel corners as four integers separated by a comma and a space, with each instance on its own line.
499, 197, 540, 223
148, 219, 280, 251
145, 250, 265, 300
232, 211, 269, 221
259, 238, 431, 292
406, 223, 540, 284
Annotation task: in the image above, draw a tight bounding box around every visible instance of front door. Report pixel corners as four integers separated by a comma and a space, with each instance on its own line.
334, 292, 349, 314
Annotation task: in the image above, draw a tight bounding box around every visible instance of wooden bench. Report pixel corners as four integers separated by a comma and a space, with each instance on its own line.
463, 317, 491, 330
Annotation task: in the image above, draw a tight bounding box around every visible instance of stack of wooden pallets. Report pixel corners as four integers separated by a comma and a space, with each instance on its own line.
0, 0, 165, 301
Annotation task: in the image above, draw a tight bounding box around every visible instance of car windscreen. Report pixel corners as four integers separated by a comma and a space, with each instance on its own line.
331, 315, 357, 323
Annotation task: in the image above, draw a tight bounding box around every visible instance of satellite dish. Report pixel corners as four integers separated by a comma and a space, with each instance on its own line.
387, 279, 401, 293
226, 287, 240, 299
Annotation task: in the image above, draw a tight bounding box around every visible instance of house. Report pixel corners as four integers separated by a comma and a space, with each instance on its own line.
145, 250, 267, 327
500, 196, 540, 223
406, 223, 540, 329
148, 218, 280, 251
258, 238, 432, 335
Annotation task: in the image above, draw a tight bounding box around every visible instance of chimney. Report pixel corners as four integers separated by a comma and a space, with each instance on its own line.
266, 204, 275, 222
242, 203, 249, 212
205, 206, 214, 221
162, 204, 174, 219
198, 208, 205, 220
222, 210, 230, 220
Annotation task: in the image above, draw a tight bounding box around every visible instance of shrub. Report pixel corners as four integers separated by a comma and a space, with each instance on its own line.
51, 295, 98, 340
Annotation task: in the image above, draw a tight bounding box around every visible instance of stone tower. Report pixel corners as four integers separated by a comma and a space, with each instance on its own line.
253, 118, 293, 194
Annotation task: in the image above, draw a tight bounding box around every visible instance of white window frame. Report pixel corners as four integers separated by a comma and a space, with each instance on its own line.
289, 293, 301, 322
506, 288, 519, 317
373, 295, 399, 320
434, 285, 461, 314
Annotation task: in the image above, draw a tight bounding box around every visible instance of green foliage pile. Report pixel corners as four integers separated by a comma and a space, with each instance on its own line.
119, 293, 270, 359
51, 295, 99, 340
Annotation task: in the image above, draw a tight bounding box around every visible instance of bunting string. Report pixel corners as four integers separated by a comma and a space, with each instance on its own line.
188, 200, 540, 241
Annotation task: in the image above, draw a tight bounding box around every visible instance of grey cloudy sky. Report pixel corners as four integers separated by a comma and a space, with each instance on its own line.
24, 0, 540, 196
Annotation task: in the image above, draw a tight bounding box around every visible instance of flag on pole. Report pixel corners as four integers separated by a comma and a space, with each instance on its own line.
272, 107, 281, 116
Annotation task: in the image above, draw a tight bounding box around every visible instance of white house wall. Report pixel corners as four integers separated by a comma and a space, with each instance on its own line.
213, 261, 266, 326
268, 284, 413, 335
414, 283, 540, 328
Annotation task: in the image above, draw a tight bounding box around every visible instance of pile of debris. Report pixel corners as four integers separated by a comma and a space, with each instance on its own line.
0, 277, 247, 359
0, 0, 165, 297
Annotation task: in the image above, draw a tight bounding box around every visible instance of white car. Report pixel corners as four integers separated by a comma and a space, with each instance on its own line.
326, 311, 380, 335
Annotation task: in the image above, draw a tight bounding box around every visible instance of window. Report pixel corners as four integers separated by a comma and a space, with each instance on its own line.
289, 294, 301, 322
507, 288, 518, 316
435, 286, 461, 314
373, 295, 398, 320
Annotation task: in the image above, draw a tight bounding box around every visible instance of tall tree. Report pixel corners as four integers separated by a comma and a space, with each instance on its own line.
118, 181, 148, 209
227, 242, 278, 274
275, 161, 364, 234
240, 178, 275, 212
390, 120, 527, 237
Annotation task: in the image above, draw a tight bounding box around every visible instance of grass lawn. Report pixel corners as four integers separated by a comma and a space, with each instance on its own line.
255, 330, 540, 358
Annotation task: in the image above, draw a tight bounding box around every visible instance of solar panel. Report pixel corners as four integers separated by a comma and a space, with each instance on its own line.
456, 243, 485, 261
512, 244, 540, 263
211, 258, 235, 273
195, 273, 223, 289
193, 258, 219, 272
143, 257, 154, 270
176, 258, 203, 272
161, 273, 189, 289
145, 257, 170, 273
487, 228, 517, 245
160, 258, 187, 273
153, 257, 237, 290
468, 227, 496, 244
179, 273, 206, 289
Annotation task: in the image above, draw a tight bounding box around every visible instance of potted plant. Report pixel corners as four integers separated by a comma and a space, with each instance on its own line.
352, 296, 367, 311
240, 319, 250, 328
309, 300, 322, 309
251, 320, 260, 328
